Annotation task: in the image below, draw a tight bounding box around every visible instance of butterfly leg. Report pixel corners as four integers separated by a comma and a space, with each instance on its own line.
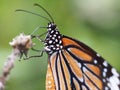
31, 31, 47, 42
31, 47, 42, 52
24, 50, 45, 60
31, 35, 45, 42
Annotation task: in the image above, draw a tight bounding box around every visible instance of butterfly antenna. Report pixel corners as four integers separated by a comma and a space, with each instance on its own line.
34, 3, 54, 22
15, 9, 51, 22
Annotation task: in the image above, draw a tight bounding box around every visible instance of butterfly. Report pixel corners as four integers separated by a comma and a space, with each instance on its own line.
16, 3, 120, 90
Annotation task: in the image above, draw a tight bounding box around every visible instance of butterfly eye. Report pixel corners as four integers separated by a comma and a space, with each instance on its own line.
52, 25, 56, 30
49, 24, 56, 30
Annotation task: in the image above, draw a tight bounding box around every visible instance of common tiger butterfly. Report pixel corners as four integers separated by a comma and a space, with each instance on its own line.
16, 3, 120, 90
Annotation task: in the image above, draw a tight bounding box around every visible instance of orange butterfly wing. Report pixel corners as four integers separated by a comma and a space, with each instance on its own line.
45, 22, 120, 90
46, 62, 55, 90
46, 36, 105, 90
46, 35, 120, 90
62, 36, 103, 89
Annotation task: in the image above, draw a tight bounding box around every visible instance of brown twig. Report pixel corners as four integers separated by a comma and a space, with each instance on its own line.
0, 33, 33, 90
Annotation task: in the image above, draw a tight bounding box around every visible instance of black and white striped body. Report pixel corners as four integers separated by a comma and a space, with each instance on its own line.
44, 22, 63, 54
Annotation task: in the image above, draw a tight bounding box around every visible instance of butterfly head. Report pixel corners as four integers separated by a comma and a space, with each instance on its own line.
48, 22, 56, 31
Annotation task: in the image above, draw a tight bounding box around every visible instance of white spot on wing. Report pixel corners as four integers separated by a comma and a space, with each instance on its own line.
105, 86, 109, 90
78, 63, 82, 68
103, 61, 108, 67
83, 67, 87, 72
96, 53, 100, 57
103, 72, 106, 77
107, 68, 120, 90
79, 78, 84, 82
108, 75, 120, 90
103, 68, 107, 77
104, 68, 107, 72
103, 79, 106, 82
94, 59, 97, 64
112, 68, 119, 77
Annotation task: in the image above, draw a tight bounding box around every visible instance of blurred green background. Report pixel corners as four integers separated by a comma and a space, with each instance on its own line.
0, 0, 120, 90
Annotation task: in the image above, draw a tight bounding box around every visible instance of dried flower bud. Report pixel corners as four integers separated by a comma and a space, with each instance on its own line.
0, 33, 34, 90
9, 33, 33, 57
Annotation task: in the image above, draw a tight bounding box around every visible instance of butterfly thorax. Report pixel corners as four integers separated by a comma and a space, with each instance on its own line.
44, 22, 63, 54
